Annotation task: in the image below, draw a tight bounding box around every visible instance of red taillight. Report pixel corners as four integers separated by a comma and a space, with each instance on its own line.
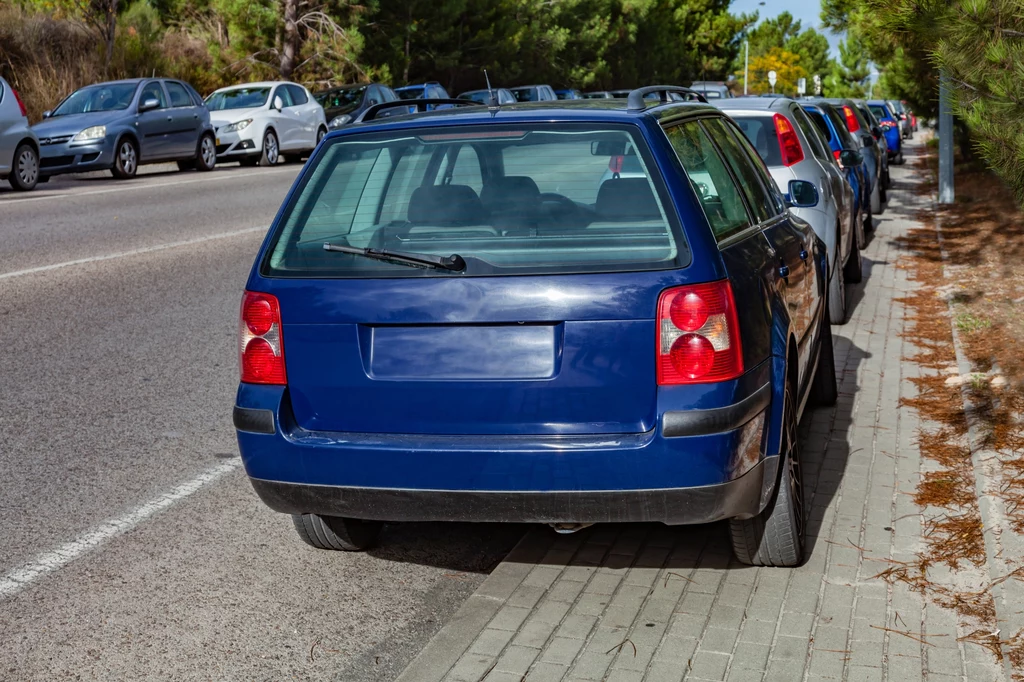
833, 149, 841, 160
12, 88, 27, 117
240, 291, 286, 384
657, 281, 743, 385
841, 105, 861, 132
773, 113, 804, 167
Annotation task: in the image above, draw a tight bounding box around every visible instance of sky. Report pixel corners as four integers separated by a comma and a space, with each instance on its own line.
729, 0, 844, 57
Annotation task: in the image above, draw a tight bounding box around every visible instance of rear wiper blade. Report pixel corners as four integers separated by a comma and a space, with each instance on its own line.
323, 243, 466, 272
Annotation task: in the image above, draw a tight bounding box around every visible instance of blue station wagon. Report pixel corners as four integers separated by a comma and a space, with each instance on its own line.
234, 87, 838, 567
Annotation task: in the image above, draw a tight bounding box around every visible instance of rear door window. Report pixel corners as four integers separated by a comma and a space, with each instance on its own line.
264, 124, 687, 277
664, 121, 751, 241
286, 84, 308, 105
702, 117, 779, 223
165, 81, 193, 108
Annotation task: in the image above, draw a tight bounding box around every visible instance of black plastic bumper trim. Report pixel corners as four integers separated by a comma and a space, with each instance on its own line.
248, 458, 769, 525
662, 382, 771, 438
233, 406, 275, 434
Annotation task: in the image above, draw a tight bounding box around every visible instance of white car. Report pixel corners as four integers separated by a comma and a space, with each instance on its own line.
205, 81, 327, 166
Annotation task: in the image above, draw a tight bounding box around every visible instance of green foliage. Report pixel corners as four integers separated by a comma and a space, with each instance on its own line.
824, 34, 869, 97
734, 11, 835, 91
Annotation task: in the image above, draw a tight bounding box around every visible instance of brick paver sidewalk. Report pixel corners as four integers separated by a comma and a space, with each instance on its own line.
394, 143, 1007, 682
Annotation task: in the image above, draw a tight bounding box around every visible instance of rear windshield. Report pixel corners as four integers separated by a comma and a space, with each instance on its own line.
396, 88, 423, 100
869, 105, 889, 120
263, 123, 687, 278
731, 116, 782, 166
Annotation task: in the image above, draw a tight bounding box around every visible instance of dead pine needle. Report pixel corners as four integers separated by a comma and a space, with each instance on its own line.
663, 571, 695, 589
869, 625, 936, 646
605, 638, 637, 657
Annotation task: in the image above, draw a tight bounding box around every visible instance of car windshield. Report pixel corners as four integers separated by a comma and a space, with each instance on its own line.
510, 89, 534, 102
459, 91, 489, 103
316, 86, 366, 113
732, 116, 783, 166
52, 83, 137, 116
264, 123, 685, 278
205, 87, 270, 110
396, 88, 424, 101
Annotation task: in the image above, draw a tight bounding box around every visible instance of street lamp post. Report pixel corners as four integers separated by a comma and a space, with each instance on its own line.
939, 70, 955, 203
744, 40, 749, 96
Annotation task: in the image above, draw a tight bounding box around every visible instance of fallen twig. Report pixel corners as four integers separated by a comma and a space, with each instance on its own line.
605, 638, 637, 657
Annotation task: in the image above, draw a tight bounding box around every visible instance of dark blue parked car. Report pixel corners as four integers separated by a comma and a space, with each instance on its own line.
867, 100, 903, 165
234, 87, 837, 566
802, 101, 872, 241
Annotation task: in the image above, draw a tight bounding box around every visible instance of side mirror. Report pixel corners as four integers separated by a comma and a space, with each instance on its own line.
139, 98, 160, 112
785, 180, 819, 208
273, 96, 284, 111
839, 149, 864, 168
42, 110, 52, 119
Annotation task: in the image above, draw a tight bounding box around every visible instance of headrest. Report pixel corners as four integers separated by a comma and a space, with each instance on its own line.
480, 176, 541, 211
409, 184, 484, 226
596, 178, 661, 220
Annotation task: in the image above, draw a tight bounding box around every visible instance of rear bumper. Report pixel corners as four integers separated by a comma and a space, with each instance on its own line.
234, 360, 780, 524
247, 457, 773, 524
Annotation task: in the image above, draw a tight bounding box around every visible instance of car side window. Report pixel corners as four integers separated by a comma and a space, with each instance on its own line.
165, 82, 192, 108
140, 81, 167, 109
274, 86, 295, 108
702, 117, 779, 223
366, 85, 382, 105
381, 86, 397, 102
805, 109, 831, 141
791, 107, 828, 162
664, 122, 751, 241
287, 84, 308, 105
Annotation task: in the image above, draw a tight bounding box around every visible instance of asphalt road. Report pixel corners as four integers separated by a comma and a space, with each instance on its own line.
0, 163, 522, 681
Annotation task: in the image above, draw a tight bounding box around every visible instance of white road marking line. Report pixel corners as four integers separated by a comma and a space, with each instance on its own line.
0, 459, 241, 600
0, 167, 296, 206
0, 226, 265, 280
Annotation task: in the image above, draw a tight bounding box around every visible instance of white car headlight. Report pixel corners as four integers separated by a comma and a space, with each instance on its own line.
72, 125, 106, 143
220, 118, 253, 133
329, 114, 352, 129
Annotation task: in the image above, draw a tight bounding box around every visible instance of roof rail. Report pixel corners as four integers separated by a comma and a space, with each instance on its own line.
626, 86, 707, 111
355, 98, 481, 123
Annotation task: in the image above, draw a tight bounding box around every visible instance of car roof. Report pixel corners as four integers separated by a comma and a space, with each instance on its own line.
711, 96, 793, 111
510, 85, 551, 89
317, 83, 372, 93
214, 81, 295, 92
81, 78, 146, 86
328, 99, 718, 139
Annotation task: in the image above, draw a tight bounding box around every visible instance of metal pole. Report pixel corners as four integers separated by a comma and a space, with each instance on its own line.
744, 40, 749, 96
939, 70, 955, 204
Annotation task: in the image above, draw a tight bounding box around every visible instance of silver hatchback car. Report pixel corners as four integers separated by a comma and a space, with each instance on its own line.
713, 96, 860, 324
0, 76, 40, 191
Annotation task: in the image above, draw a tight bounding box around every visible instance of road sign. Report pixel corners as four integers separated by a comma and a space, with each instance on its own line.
768, 70, 777, 87
797, 77, 806, 95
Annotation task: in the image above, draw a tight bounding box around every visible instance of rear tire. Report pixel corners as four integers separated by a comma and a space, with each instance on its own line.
9, 143, 39, 191
828, 248, 847, 325
862, 200, 874, 233
730, 383, 805, 567
195, 134, 216, 172
291, 514, 382, 551
810, 312, 838, 407
896, 150, 904, 165
870, 179, 882, 215
844, 225, 863, 284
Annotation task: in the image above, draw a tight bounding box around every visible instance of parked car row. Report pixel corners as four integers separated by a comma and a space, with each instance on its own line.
232, 83, 914, 567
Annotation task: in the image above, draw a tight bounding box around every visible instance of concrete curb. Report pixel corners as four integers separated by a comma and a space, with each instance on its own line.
394, 528, 554, 682
934, 203, 1024, 677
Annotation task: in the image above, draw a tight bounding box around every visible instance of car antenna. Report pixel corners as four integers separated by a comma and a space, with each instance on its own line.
484, 69, 499, 111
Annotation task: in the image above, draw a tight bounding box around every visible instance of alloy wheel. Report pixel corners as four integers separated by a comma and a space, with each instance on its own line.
16, 148, 38, 186
119, 142, 137, 175
265, 133, 279, 164
784, 397, 805, 545
201, 136, 216, 167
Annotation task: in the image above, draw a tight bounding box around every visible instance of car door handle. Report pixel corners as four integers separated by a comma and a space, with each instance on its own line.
167, 116, 173, 122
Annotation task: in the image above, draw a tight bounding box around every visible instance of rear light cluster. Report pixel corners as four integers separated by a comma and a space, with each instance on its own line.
773, 114, 804, 166
240, 291, 286, 384
657, 281, 743, 385
12, 89, 27, 117
842, 105, 861, 133
880, 120, 896, 130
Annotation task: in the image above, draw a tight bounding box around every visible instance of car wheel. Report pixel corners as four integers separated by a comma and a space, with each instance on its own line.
896, 150, 904, 165
828, 236, 847, 324
880, 182, 887, 204
260, 130, 279, 166
870, 179, 882, 215
317, 126, 327, 144
196, 134, 216, 172
291, 513, 382, 551
844, 223, 864, 284
862, 200, 874, 234
111, 138, 138, 179
730, 381, 805, 567
810, 308, 838, 407
9, 143, 39, 191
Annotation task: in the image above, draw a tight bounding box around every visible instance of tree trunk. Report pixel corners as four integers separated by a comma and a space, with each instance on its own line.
280, 0, 298, 79
103, 0, 119, 77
